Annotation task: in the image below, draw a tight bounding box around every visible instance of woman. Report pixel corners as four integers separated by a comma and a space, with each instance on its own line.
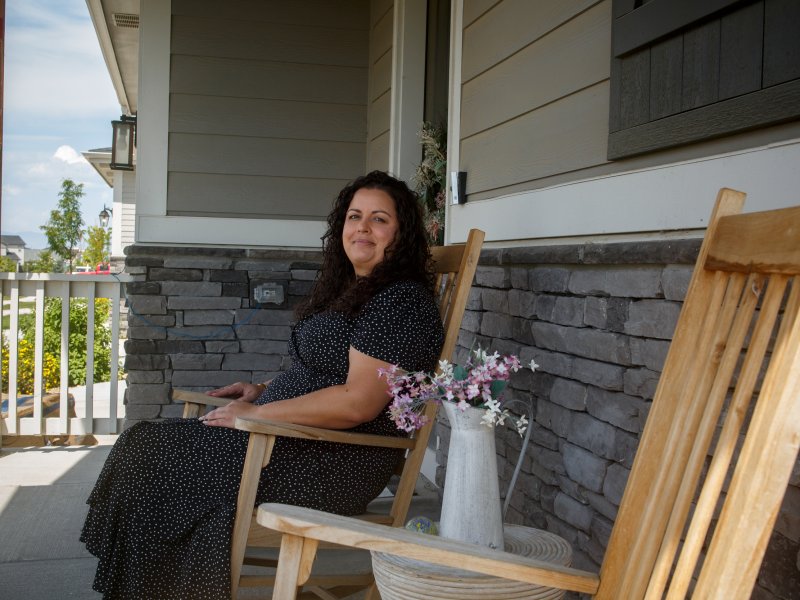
81, 171, 444, 599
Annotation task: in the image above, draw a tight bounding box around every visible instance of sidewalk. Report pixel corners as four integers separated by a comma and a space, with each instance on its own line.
0, 442, 112, 599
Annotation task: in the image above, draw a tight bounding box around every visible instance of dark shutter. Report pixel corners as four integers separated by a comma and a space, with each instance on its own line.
608, 0, 800, 159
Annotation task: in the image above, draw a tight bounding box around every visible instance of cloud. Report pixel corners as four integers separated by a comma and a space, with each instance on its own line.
54, 145, 90, 165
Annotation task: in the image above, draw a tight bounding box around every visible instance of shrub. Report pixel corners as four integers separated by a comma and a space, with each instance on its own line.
2, 297, 112, 393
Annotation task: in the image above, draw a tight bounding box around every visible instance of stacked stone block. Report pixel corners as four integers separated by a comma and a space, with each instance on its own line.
434, 240, 799, 600
122, 245, 321, 425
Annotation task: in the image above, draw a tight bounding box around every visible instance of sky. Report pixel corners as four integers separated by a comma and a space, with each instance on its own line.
2, 0, 121, 250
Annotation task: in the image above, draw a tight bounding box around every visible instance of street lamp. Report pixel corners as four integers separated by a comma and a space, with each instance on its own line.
99, 205, 113, 269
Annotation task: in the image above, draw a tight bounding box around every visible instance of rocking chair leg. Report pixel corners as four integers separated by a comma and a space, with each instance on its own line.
274, 534, 320, 600
364, 581, 381, 600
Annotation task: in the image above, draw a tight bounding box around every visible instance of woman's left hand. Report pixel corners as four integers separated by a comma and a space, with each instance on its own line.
199, 401, 258, 428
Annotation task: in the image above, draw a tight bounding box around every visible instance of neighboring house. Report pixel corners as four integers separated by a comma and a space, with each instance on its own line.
87, 1, 800, 596
0, 235, 27, 270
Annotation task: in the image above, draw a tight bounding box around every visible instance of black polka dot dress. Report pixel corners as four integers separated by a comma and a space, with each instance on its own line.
80, 280, 443, 599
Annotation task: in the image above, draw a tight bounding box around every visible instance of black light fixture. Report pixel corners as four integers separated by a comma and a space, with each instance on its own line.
110, 115, 136, 170
99, 205, 113, 228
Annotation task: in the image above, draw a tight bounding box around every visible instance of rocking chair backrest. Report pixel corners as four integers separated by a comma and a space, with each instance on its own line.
386, 228, 485, 526
596, 189, 800, 598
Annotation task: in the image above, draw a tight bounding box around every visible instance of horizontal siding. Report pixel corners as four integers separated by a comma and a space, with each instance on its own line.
172, 0, 369, 30
461, 1, 610, 138
169, 133, 365, 179
170, 55, 367, 105
167, 0, 370, 221
370, 0, 393, 27
170, 93, 367, 142
366, 130, 390, 172
462, 0, 602, 82
369, 50, 392, 102
171, 15, 368, 67
366, 0, 393, 174
461, 82, 609, 194
370, 6, 394, 62
369, 92, 391, 140
168, 173, 344, 218
463, 0, 502, 27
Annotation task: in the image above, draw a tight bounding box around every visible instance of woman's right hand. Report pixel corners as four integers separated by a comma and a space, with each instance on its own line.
206, 381, 267, 403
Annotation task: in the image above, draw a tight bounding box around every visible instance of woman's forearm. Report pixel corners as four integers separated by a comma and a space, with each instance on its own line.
252, 383, 385, 429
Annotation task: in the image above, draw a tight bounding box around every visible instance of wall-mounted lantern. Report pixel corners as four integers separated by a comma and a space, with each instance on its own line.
99, 205, 113, 229
110, 115, 136, 170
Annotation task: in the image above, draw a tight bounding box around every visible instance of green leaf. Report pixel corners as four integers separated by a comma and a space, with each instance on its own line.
453, 365, 468, 381
490, 380, 507, 398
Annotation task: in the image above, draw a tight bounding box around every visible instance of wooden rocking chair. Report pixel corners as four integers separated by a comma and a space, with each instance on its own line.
173, 228, 485, 598
258, 189, 800, 599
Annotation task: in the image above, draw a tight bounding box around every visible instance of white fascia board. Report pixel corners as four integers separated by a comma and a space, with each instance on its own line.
137, 216, 326, 249
448, 139, 800, 245
85, 0, 130, 114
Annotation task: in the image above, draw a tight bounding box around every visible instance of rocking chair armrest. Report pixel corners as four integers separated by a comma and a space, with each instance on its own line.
257, 503, 601, 595
172, 389, 233, 409
233, 416, 416, 450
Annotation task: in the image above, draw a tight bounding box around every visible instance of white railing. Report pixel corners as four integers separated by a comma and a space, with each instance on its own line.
1, 272, 133, 438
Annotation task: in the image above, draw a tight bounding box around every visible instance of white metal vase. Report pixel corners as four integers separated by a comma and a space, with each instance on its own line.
438, 401, 505, 550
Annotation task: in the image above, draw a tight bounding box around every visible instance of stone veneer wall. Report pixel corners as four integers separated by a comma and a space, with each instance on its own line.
433, 240, 799, 600
122, 245, 321, 425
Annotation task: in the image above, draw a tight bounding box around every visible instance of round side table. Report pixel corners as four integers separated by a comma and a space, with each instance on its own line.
371, 524, 572, 600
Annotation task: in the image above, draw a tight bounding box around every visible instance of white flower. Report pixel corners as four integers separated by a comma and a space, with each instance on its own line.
529, 359, 540, 372
515, 414, 529, 436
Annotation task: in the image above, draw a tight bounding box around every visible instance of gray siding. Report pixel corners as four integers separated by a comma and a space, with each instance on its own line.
366, 0, 393, 172
167, 0, 370, 220
459, 0, 611, 198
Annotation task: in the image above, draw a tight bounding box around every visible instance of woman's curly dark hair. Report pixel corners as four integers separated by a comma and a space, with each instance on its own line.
296, 171, 435, 319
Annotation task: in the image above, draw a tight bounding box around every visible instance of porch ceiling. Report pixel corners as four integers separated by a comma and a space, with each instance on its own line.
86, 0, 140, 115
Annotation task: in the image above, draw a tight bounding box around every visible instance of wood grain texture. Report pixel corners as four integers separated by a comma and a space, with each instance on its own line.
608, 78, 800, 159
705, 205, 800, 274
259, 504, 601, 594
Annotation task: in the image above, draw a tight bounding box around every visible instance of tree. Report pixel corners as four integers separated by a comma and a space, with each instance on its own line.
41, 179, 85, 273
83, 225, 111, 270
25, 249, 63, 273
0, 256, 17, 272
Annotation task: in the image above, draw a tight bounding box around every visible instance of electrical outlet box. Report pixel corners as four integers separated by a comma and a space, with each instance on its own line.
254, 282, 284, 305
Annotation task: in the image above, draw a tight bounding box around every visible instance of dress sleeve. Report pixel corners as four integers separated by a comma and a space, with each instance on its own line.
350, 282, 444, 372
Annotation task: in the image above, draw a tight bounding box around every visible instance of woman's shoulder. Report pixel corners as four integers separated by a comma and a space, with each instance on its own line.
369, 280, 436, 306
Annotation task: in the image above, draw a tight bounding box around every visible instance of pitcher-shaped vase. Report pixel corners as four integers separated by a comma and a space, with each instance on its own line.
438, 401, 505, 550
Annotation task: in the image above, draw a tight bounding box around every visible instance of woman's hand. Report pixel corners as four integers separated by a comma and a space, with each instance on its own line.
199, 401, 258, 428
206, 381, 267, 403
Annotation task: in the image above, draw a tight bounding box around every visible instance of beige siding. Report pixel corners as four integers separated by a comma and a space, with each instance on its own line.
458, 0, 610, 196
461, 82, 609, 193
167, 0, 369, 220
366, 0, 393, 172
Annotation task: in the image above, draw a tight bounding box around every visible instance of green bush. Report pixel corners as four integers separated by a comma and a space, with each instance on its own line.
2, 297, 112, 393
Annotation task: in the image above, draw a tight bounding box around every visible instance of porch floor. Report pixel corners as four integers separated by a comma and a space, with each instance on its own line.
0, 441, 442, 600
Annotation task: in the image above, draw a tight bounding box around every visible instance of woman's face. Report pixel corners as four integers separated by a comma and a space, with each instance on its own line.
342, 187, 399, 277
